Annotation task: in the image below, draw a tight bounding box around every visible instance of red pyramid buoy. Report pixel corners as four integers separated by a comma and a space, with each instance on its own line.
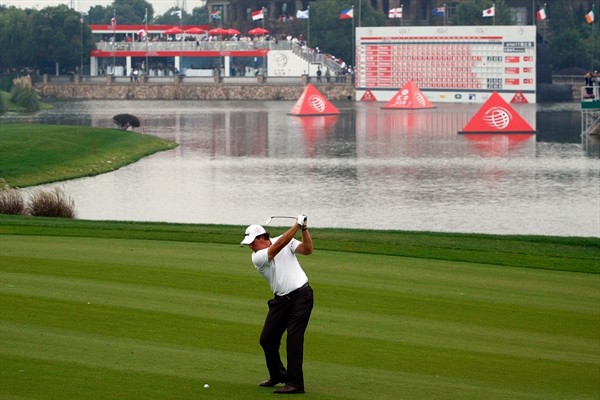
288, 83, 340, 116
510, 91, 529, 104
360, 89, 377, 102
382, 80, 435, 109
459, 92, 535, 134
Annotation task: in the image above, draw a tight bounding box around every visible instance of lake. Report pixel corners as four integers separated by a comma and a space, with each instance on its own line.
2, 99, 599, 237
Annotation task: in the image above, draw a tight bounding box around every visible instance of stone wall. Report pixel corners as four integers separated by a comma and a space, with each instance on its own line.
35, 75, 356, 101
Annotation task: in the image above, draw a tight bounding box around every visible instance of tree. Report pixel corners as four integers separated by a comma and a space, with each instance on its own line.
30, 6, 96, 74
542, 0, 599, 72
87, 5, 112, 25
154, 7, 188, 25
86, 0, 153, 25
0, 7, 36, 70
308, 0, 386, 68
187, 6, 209, 26
113, 113, 140, 130
454, 0, 512, 25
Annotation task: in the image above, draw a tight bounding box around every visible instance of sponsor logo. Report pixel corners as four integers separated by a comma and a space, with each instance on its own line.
308, 95, 326, 113
274, 53, 288, 67
483, 107, 512, 130
415, 92, 427, 106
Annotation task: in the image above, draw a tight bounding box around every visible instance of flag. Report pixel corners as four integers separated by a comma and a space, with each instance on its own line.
210, 9, 221, 20
586, 10, 594, 24
339, 8, 353, 20
142, 9, 147, 24
110, 17, 116, 27
388, 7, 403, 19
536, 7, 546, 21
251, 9, 264, 21
432, 6, 445, 16
482, 5, 495, 17
171, 9, 182, 19
296, 9, 309, 19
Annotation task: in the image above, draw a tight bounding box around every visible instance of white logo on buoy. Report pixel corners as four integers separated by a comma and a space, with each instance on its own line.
308, 95, 326, 113
415, 92, 427, 106
483, 107, 512, 130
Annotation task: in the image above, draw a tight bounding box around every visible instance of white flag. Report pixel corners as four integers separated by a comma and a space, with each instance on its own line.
388, 7, 403, 19
482, 5, 495, 17
171, 9, 182, 19
296, 9, 309, 19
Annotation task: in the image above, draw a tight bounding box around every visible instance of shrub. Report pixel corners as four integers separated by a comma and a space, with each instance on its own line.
10, 75, 40, 112
113, 114, 141, 130
0, 188, 25, 215
26, 187, 76, 218
0, 91, 5, 114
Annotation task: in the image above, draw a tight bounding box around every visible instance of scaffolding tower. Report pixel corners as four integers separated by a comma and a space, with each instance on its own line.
581, 87, 600, 136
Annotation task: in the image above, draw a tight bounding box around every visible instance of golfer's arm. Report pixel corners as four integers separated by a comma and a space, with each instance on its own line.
295, 229, 313, 255
267, 224, 301, 261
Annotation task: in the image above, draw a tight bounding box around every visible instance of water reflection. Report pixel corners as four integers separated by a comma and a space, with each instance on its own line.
1, 100, 598, 236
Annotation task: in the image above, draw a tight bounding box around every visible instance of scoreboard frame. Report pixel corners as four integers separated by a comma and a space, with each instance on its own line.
355, 25, 536, 104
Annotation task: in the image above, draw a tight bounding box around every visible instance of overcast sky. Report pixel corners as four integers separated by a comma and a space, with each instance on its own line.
0, 0, 206, 15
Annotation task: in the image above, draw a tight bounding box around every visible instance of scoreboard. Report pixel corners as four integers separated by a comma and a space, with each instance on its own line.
355, 26, 536, 103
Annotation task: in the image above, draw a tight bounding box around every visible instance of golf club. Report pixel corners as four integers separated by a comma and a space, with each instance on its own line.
265, 216, 297, 225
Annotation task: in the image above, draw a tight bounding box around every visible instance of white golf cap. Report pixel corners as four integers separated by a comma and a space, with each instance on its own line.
240, 224, 266, 245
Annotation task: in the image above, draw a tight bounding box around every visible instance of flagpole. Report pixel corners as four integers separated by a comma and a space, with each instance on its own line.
307, 7, 310, 76
80, 12, 83, 75
145, 7, 148, 76
543, 4, 546, 43
112, 9, 116, 75
179, 8, 183, 75
400, 4, 403, 27
352, 6, 355, 71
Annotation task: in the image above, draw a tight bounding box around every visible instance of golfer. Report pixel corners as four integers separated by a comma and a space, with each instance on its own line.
240, 215, 314, 394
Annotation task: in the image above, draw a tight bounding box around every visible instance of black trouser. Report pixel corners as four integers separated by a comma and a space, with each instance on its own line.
259, 284, 314, 389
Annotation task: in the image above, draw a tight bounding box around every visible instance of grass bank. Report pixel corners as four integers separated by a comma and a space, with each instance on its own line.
1, 216, 599, 400
0, 123, 177, 187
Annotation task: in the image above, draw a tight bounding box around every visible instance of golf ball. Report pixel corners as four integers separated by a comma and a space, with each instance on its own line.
204, 384, 209, 389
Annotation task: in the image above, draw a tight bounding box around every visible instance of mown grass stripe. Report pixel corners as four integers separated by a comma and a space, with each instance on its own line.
3, 321, 596, 400
1, 218, 598, 399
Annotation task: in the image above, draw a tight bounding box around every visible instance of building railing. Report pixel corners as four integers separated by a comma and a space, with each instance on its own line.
95, 40, 294, 53
40, 73, 354, 86
552, 75, 584, 85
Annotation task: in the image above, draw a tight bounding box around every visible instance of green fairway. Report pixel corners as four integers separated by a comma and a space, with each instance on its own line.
0, 123, 177, 187
1, 217, 599, 399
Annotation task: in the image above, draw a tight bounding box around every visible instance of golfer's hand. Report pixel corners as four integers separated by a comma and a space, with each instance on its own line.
297, 214, 307, 227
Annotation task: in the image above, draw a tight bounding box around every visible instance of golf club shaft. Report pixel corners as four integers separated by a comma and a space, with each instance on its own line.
266, 216, 297, 225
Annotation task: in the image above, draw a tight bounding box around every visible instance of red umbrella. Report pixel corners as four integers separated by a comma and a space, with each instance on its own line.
185, 27, 206, 35
208, 27, 228, 36
248, 27, 269, 36
164, 26, 183, 35
225, 28, 241, 36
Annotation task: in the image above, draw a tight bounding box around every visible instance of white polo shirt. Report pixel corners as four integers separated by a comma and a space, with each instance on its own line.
252, 235, 308, 296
